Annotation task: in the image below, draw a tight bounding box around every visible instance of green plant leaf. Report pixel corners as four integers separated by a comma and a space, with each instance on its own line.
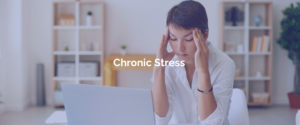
121, 45, 126, 50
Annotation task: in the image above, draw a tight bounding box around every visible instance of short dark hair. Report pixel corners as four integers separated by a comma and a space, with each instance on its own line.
166, 0, 208, 34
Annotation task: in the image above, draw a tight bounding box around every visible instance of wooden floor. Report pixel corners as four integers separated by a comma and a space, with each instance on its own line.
0, 105, 298, 125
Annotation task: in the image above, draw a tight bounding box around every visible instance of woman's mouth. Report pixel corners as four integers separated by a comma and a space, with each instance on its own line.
177, 54, 188, 57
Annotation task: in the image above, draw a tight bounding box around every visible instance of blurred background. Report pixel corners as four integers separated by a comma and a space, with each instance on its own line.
0, 0, 299, 125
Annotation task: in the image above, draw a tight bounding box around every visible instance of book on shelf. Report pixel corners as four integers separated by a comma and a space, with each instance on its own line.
250, 35, 270, 53
256, 37, 262, 53
250, 37, 257, 52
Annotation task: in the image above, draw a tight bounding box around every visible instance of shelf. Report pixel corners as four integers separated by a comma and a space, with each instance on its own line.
224, 26, 245, 30
52, 0, 105, 107
249, 76, 271, 81
249, 52, 271, 55
225, 52, 245, 55
225, 52, 271, 55
53, 26, 102, 30
234, 77, 271, 81
249, 26, 271, 30
220, 1, 273, 106
54, 77, 102, 81
247, 102, 271, 106
234, 77, 246, 80
224, 26, 271, 30
79, 51, 101, 55
79, 77, 102, 81
54, 51, 76, 55
79, 26, 102, 29
53, 26, 76, 30
53, 51, 102, 55
53, 77, 76, 81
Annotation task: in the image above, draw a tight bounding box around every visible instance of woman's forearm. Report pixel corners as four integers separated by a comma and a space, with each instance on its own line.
152, 66, 169, 117
197, 73, 217, 121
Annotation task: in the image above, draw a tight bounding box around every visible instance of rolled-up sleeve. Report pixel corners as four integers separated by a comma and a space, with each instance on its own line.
150, 67, 174, 125
198, 60, 235, 125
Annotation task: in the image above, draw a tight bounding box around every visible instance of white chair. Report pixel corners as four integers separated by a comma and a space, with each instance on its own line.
228, 88, 250, 125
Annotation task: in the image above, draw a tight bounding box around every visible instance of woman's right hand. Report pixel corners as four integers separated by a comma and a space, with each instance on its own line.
156, 27, 175, 65
153, 28, 172, 117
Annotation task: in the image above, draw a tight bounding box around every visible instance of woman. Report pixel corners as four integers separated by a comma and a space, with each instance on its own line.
151, 0, 236, 125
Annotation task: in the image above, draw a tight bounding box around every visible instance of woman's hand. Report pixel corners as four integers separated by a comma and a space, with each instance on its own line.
156, 27, 175, 66
193, 28, 210, 75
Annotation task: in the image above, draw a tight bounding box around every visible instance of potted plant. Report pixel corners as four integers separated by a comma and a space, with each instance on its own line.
120, 45, 127, 55
277, 2, 300, 109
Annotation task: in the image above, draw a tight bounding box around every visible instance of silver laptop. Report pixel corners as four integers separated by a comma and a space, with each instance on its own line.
61, 82, 156, 125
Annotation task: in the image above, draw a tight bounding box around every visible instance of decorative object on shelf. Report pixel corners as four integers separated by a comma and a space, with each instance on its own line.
64, 46, 69, 51
80, 43, 87, 51
225, 43, 235, 52
276, 2, 300, 109
252, 92, 269, 104
79, 62, 99, 77
225, 6, 244, 26
234, 69, 241, 78
56, 62, 75, 77
255, 71, 262, 77
87, 43, 93, 51
86, 11, 92, 26
93, 42, 100, 51
59, 14, 75, 26
254, 15, 262, 26
237, 44, 243, 53
120, 45, 127, 55
250, 35, 270, 53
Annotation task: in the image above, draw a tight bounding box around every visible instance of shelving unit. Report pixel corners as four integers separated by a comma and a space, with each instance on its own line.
52, 1, 105, 106
219, 1, 273, 106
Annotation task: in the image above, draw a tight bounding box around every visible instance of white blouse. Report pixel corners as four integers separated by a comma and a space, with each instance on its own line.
151, 41, 236, 125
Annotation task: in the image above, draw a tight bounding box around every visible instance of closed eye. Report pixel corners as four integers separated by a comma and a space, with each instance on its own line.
186, 38, 193, 42
170, 38, 177, 41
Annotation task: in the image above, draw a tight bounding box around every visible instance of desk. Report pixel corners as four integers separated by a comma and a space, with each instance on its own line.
46, 111, 197, 125
45, 111, 67, 124
104, 54, 156, 86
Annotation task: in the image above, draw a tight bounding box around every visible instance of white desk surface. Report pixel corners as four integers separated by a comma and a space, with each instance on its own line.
45, 111, 197, 125
45, 111, 67, 124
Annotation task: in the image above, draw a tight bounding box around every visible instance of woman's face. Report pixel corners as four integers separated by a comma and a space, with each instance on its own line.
168, 25, 208, 64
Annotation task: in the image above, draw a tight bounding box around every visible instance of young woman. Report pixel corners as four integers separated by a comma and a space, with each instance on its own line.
151, 1, 236, 125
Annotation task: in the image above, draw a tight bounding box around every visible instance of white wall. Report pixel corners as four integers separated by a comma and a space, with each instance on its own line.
0, 0, 31, 112
0, 0, 7, 115
22, 0, 31, 109
26, 0, 298, 106
28, 0, 53, 105
270, 0, 297, 105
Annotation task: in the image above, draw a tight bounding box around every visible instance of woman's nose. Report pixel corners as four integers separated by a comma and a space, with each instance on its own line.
177, 40, 185, 51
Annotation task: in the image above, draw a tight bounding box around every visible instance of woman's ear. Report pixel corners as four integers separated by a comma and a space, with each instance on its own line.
204, 29, 209, 41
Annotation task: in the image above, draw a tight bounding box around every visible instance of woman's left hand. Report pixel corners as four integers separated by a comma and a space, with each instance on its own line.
193, 28, 210, 75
